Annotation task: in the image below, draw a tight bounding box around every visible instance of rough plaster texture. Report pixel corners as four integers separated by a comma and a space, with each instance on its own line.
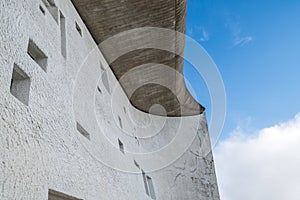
0, 0, 220, 199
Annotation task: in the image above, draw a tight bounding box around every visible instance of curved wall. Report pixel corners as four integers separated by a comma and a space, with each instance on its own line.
0, 0, 219, 199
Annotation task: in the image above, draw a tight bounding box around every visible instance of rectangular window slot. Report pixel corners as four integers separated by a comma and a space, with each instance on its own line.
134, 160, 140, 169
100, 63, 104, 71
42, 0, 59, 23
97, 86, 102, 93
60, 11, 67, 58
48, 189, 82, 200
27, 39, 48, 72
102, 70, 110, 93
142, 170, 150, 196
118, 116, 123, 128
39, 5, 45, 15
147, 176, 156, 199
118, 139, 124, 154
75, 22, 82, 36
76, 122, 90, 140
141, 170, 156, 199
10, 64, 31, 106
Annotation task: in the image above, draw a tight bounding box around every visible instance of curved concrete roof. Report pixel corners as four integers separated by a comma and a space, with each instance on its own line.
71, 0, 204, 116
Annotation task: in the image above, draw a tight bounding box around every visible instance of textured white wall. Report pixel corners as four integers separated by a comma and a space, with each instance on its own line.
0, 0, 220, 199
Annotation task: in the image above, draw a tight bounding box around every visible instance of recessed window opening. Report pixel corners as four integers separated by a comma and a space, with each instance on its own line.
97, 86, 102, 93
100, 64, 104, 71
118, 116, 123, 128
42, 0, 59, 23
10, 64, 31, 106
118, 139, 124, 154
135, 136, 140, 146
39, 5, 45, 15
134, 160, 140, 169
102, 70, 110, 93
76, 122, 90, 140
27, 39, 48, 72
75, 22, 82, 36
141, 170, 156, 199
60, 11, 67, 58
142, 170, 150, 196
42, 0, 55, 7
147, 176, 156, 199
48, 189, 82, 200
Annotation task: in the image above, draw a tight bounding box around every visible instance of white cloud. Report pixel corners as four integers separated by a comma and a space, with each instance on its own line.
187, 27, 194, 36
200, 29, 210, 42
188, 26, 210, 42
231, 26, 253, 46
234, 36, 253, 46
225, 13, 253, 47
214, 113, 300, 200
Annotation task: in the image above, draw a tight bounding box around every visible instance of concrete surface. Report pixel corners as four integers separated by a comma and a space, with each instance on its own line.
71, 0, 204, 116
0, 0, 220, 199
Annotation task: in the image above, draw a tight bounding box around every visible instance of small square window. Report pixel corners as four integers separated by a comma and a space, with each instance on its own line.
75, 22, 82, 36
27, 39, 48, 72
10, 64, 31, 105
77, 122, 90, 140
134, 160, 140, 169
118, 116, 123, 128
142, 170, 150, 196
118, 139, 124, 154
147, 176, 156, 199
39, 5, 45, 15
97, 86, 102, 93
141, 170, 156, 199
42, 0, 59, 23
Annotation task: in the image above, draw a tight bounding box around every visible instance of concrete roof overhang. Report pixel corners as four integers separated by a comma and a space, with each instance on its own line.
71, 0, 204, 116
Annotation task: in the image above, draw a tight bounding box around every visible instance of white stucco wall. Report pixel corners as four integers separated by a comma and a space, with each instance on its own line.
0, 0, 220, 199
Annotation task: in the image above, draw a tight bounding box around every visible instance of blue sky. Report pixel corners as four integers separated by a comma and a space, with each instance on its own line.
184, 0, 300, 140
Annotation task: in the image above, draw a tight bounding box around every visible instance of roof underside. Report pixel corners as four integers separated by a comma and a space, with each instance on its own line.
71, 0, 204, 116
